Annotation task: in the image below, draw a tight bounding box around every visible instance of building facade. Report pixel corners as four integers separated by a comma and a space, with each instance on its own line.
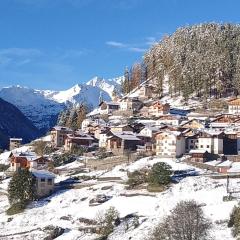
155, 131, 186, 158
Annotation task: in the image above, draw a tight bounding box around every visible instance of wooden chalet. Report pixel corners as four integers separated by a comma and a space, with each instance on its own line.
106, 132, 141, 155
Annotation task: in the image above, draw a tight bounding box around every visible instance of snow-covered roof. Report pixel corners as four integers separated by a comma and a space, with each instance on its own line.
157, 130, 182, 137
14, 152, 42, 162
111, 124, 132, 129
205, 160, 222, 166
189, 149, 208, 154
110, 132, 140, 141
52, 126, 72, 131
67, 134, 94, 141
217, 160, 232, 167
86, 107, 100, 117
204, 129, 224, 136
9, 138, 22, 141
31, 170, 55, 179
102, 101, 120, 106
228, 162, 240, 172
141, 126, 160, 132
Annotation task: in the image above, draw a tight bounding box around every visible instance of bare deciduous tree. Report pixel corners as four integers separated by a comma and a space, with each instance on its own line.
149, 200, 212, 240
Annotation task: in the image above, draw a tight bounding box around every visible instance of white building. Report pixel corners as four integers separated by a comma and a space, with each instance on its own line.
155, 131, 186, 158
81, 118, 93, 131
98, 129, 111, 148
198, 131, 224, 154
139, 126, 160, 138
228, 99, 240, 114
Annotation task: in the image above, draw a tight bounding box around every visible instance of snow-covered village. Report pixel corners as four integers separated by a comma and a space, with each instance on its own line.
2, 1, 240, 240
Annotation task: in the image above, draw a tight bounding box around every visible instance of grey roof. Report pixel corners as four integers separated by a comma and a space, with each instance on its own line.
31, 170, 55, 179
110, 132, 140, 141
14, 151, 42, 162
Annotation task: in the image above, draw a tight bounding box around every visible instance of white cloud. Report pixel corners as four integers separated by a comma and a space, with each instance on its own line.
0, 48, 43, 57
106, 41, 127, 48
106, 40, 147, 53
128, 47, 146, 53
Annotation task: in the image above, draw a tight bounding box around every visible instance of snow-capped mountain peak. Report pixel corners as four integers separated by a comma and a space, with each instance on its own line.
0, 75, 120, 133
86, 75, 123, 97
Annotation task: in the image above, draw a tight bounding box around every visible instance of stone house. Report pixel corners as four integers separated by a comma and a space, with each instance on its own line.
50, 126, 73, 148
99, 101, 120, 115
138, 84, 155, 99
120, 97, 143, 112
64, 131, 94, 152
9, 138, 22, 151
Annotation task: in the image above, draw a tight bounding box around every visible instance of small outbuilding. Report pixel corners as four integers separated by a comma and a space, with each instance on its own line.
32, 170, 55, 198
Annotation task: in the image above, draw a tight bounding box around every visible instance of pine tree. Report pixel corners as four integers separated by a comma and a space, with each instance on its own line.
148, 162, 172, 186
8, 169, 35, 205
122, 67, 131, 94
67, 108, 78, 130
142, 23, 240, 101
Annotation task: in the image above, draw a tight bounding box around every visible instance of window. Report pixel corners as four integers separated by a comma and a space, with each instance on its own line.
47, 179, 52, 185
200, 145, 203, 148
41, 178, 45, 182
207, 145, 209, 148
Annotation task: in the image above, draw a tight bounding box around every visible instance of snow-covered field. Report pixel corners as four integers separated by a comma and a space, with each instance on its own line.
0, 157, 238, 240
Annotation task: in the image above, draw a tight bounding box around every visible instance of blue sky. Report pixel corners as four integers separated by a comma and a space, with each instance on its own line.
0, 0, 240, 90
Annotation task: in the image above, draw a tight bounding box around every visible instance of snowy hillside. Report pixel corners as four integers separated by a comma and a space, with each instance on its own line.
0, 86, 63, 132
0, 157, 236, 240
0, 77, 119, 132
